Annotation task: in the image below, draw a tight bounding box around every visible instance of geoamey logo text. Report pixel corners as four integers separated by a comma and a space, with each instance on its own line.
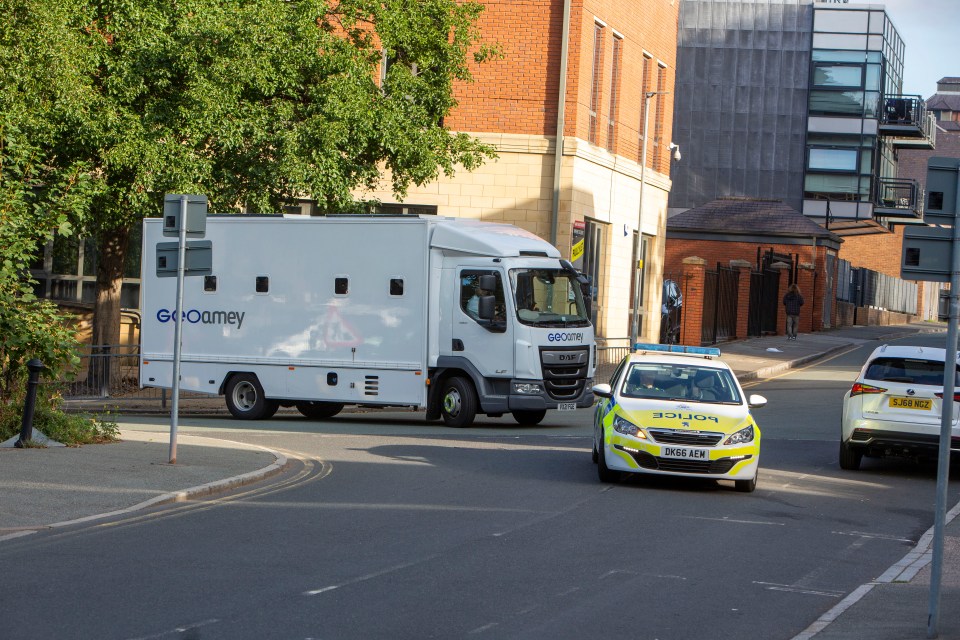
157, 308, 245, 329
548, 332, 584, 342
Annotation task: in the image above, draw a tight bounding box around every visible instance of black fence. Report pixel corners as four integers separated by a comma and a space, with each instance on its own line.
748, 268, 780, 336
702, 264, 739, 345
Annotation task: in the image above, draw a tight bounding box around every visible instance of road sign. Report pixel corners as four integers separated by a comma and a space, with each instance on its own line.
163, 194, 208, 237
156, 241, 213, 277
901, 225, 951, 282
924, 157, 960, 225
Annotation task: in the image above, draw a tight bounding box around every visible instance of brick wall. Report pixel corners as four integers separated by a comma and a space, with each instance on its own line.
448, 0, 679, 168
665, 237, 836, 342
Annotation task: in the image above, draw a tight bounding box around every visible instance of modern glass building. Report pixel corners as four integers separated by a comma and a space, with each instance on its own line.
670, 0, 936, 236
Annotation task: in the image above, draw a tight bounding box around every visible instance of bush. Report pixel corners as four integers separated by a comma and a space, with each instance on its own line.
0, 389, 118, 446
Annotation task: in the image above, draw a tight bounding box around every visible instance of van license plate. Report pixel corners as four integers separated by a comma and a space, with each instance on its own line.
889, 397, 932, 410
661, 446, 709, 460
557, 402, 577, 411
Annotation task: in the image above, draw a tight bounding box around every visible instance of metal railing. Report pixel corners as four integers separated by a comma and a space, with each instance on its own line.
56, 345, 214, 406
595, 340, 630, 385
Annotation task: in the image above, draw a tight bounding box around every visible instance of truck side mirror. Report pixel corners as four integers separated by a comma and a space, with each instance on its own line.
478, 295, 496, 320
478, 274, 496, 292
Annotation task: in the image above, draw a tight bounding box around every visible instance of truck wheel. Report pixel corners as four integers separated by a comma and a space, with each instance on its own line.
839, 441, 862, 470
440, 377, 476, 428
296, 401, 344, 419
512, 409, 546, 426
225, 374, 278, 420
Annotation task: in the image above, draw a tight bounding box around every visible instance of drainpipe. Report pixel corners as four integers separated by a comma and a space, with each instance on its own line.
550, 0, 572, 247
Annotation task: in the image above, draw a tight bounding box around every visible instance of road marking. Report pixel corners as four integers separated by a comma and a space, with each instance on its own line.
126, 618, 220, 640
832, 530, 916, 543
304, 556, 439, 596
681, 515, 785, 526
469, 623, 498, 634
753, 581, 844, 598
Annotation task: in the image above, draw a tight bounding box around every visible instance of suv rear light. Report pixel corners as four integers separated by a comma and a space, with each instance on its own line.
851, 382, 886, 397
934, 392, 960, 402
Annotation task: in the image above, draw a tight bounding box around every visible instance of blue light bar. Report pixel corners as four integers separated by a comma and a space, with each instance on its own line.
633, 343, 721, 358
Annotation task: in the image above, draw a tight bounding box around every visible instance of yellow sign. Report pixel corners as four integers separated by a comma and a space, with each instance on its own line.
571, 239, 584, 263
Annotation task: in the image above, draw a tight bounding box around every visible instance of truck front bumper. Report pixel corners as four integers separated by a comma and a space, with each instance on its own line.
507, 379, 595, 411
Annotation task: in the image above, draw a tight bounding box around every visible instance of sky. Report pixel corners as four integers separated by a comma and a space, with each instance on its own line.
875, 0, 960, 98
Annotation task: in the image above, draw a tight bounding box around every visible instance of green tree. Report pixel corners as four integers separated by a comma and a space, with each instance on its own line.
17, 0, 498, 355
0, 0, 95, 408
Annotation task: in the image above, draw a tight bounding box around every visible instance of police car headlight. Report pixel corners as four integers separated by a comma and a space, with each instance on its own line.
513, 382, 543, 395
724, 424, 754, 445
613, 415, 646, 439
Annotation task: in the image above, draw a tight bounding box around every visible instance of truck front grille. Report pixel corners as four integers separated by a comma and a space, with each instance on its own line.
540, 347, 590, 401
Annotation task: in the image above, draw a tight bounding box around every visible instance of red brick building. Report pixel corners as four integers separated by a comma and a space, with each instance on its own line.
664, 198, 842, 344
367, 1, 682, 342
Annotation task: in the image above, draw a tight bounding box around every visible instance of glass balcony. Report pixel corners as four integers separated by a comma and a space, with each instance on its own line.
874, 177, 923, 219
879, 95, 933, 144
889, 112, 937, 149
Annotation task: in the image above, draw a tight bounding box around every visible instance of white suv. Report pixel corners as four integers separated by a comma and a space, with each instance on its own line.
840, 344, 960, 470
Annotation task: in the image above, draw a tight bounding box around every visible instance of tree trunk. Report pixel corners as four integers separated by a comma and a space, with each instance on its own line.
89, 226, 129, 395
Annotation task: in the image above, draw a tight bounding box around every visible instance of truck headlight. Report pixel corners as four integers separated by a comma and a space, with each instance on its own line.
613, 415, 646, 439
513, 382, 543, 395
724, 424, 754, 445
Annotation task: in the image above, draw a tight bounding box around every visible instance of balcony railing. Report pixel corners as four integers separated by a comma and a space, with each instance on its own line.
874, 177, 923, 219
879, 95, 930, 140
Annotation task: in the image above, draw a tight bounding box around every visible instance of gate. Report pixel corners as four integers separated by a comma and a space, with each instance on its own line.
702, 264, 739, 345
748, 268, 780, 336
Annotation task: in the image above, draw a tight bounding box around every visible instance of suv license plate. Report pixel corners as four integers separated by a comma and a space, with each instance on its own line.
661, 446, 709, 460
889, 397, 932, 410
557, 402, 577, 411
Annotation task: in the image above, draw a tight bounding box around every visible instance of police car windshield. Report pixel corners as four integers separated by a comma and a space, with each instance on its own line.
621, 363, 742, 404
509, 269, 590, 328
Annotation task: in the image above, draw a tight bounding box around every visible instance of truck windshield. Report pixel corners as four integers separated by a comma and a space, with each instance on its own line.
510, 269, 591, 327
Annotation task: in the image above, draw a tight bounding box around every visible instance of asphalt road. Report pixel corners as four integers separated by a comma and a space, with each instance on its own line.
2, 333, 957, 640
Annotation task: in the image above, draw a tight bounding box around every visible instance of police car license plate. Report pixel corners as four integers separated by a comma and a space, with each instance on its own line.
557, 402, 577, 411
661, 446, 709, 460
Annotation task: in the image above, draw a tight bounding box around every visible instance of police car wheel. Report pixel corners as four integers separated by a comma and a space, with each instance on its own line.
734, 474, 757, 493
591, 439, 599, 463
512, 409, 546, 426
597, 446, 618, 483
440, 376, 476, 428
225, 374, 278, 420
296, 401, 344, 420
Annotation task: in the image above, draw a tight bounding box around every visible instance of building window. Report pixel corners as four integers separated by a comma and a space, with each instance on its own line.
638, 54, 652, 164
607, 35, 623, 153
808, 147, 859, 172
653, 64, 667, 172
812, 64, 863, 89
372, 203, 438, 216
588, 22, 605, 145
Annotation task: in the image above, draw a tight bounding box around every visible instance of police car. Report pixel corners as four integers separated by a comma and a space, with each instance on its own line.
591, 344, 767, 492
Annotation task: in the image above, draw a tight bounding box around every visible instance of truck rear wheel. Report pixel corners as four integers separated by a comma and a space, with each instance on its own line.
512, 409, 546, 426
440, 376, 476, 428
296, 401, 344, 419
225, 374, 279, 420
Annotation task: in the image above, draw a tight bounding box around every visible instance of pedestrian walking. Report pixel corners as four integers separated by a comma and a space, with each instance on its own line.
782, 283, 804, 340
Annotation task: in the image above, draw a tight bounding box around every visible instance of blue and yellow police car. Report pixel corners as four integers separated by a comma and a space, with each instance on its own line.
592, 344, 767, 492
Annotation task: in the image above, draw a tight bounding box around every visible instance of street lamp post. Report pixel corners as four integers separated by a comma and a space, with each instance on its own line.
630, 91, 668, 351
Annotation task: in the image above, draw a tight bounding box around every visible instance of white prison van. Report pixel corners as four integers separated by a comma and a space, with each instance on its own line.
139, 215, 596, 427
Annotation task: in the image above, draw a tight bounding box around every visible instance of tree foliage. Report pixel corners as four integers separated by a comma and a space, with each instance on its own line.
2, 0, 498, 360
0, 1, 94, 407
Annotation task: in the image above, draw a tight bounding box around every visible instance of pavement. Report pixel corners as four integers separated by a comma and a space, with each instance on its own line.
1, 320, 958, 639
